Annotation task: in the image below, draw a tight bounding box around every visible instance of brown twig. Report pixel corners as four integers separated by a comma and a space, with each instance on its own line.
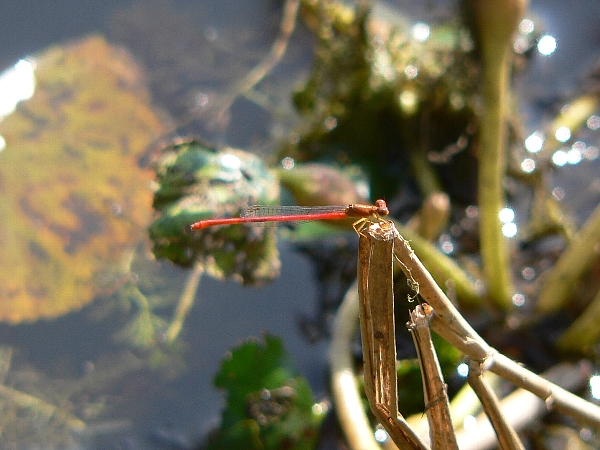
358, 221, 429, 449
408, 304, 458, 450
391, 225, 600, 427
466, 357, 524, 450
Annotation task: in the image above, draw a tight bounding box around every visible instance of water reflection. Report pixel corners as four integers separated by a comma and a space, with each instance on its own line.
537, 34, 557, 55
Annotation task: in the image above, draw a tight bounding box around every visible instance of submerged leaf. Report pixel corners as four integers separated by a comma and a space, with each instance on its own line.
0, 35, 168, 322
149, 140, 281, 285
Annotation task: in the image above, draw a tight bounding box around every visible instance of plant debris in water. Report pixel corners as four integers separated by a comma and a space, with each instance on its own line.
286, 0, 480, 202
0, 346, 144, 449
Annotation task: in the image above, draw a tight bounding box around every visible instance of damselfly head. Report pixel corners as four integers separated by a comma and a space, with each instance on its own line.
375, 199, 389, 217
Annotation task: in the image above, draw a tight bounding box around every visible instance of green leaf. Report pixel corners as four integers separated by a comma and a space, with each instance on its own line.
205, 334, 324, 450
149, 140, 281, 285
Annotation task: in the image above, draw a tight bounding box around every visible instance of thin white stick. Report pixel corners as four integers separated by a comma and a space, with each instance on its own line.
330, 279, 382, 450
455, 363, 592, 450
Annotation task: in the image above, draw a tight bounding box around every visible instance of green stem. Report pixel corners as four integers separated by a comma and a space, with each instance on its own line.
537, 201, 600, 314
468, 0, 527, 309
397, 221, 482, 307
166, 261, 204, 343
477, 46, 514, 309
557, 287, 600, 352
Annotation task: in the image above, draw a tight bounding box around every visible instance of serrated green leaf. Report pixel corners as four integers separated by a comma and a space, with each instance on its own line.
205, 334, 324, 450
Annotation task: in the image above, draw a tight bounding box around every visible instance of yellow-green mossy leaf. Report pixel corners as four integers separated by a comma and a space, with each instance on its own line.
0, 35, 169, 323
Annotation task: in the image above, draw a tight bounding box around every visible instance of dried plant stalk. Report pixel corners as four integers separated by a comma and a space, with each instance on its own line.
333, 218, 600, 450
330, 279, 382, 450
391, 224, 600, 426
408, 304, 458, 450
358, 221, 429, 449
466, 358, 524, 450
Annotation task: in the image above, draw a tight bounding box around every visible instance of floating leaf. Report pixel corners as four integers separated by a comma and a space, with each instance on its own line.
149, 140, 281, 285
0, 36, 168, 322
205, 334, 324, 450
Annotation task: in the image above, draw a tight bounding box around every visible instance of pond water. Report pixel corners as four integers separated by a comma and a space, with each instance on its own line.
0, 1, 599, 449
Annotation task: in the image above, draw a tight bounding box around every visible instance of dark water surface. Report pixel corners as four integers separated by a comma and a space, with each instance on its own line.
0, 1, 599, 449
